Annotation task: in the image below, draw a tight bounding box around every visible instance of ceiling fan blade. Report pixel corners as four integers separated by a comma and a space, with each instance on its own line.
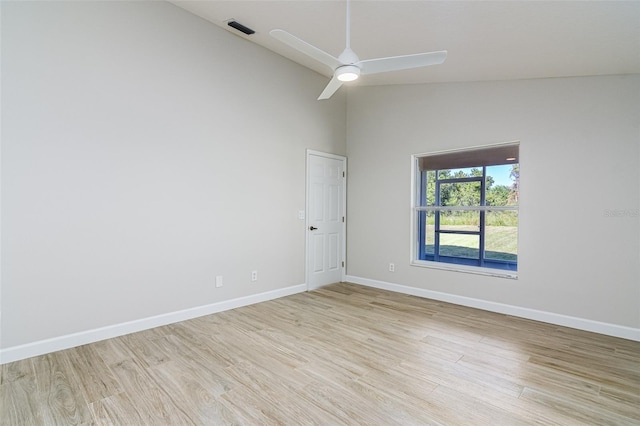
360, 51, 447, 75
270, 29, 342, 71
318, 76, 343, 100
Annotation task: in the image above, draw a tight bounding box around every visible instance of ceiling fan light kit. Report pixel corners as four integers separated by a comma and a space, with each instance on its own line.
336, 65, 360, 82
269, 0, 447, 100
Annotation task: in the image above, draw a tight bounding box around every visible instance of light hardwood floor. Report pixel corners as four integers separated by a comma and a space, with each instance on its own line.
2, 283, 639, 425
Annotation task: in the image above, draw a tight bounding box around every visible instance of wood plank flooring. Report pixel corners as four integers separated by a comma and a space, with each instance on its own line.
2, 282, 639, 425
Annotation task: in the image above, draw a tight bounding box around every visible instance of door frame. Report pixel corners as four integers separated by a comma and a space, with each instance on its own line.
305, 149, 347, 291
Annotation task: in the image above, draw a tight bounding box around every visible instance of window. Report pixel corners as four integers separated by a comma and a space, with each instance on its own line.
412, 143, 519, 278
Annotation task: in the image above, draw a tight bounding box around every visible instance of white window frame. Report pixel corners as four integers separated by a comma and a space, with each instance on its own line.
410, 142, 519, 279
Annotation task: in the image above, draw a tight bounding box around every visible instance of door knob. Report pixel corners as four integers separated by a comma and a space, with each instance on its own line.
309, 226, 318, 231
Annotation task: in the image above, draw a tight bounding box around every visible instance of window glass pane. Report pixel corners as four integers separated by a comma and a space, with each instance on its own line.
485, 164, 519, 206
439, 181, 481, 206
437, 167, 481, 179
439, 233, 479, 259
424, 211, 435, 254
485, 211, 518, 262
438, 210, 480, 232
424, 170, 436, 206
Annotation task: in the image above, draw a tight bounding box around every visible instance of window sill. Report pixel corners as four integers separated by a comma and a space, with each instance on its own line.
410, 259, 518, 280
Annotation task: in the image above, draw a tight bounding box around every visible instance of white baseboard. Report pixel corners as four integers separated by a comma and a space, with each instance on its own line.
345, 275, 640, 342
0, 283, 307, 365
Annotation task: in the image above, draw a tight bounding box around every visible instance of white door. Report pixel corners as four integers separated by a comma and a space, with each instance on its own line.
306, 151, 346, 290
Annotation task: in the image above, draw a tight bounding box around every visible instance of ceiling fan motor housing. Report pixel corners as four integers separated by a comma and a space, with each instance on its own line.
338, 47, 360, 64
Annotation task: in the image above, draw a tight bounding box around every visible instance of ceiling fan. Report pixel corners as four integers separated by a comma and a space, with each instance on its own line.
270, 0, 447, 100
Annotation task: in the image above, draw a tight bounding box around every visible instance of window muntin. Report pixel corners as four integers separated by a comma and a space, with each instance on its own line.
413, 144, 519, 276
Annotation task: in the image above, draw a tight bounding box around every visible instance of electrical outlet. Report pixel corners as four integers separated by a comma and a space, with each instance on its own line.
251, 270, 258, 281
215, 275, 223, 288
389, 263, 395, 272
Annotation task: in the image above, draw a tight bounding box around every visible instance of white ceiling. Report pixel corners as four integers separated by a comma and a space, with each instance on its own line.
168, 1, 640, 87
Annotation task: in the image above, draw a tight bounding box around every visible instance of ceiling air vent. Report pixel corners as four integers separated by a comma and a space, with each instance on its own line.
227, 20, 255, 35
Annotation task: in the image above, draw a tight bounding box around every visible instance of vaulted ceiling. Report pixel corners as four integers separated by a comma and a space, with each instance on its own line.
168, 1, 640, 87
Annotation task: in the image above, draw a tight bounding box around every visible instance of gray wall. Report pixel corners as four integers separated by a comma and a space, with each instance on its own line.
346, 75, 640, 329
1, 1, 346, 349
